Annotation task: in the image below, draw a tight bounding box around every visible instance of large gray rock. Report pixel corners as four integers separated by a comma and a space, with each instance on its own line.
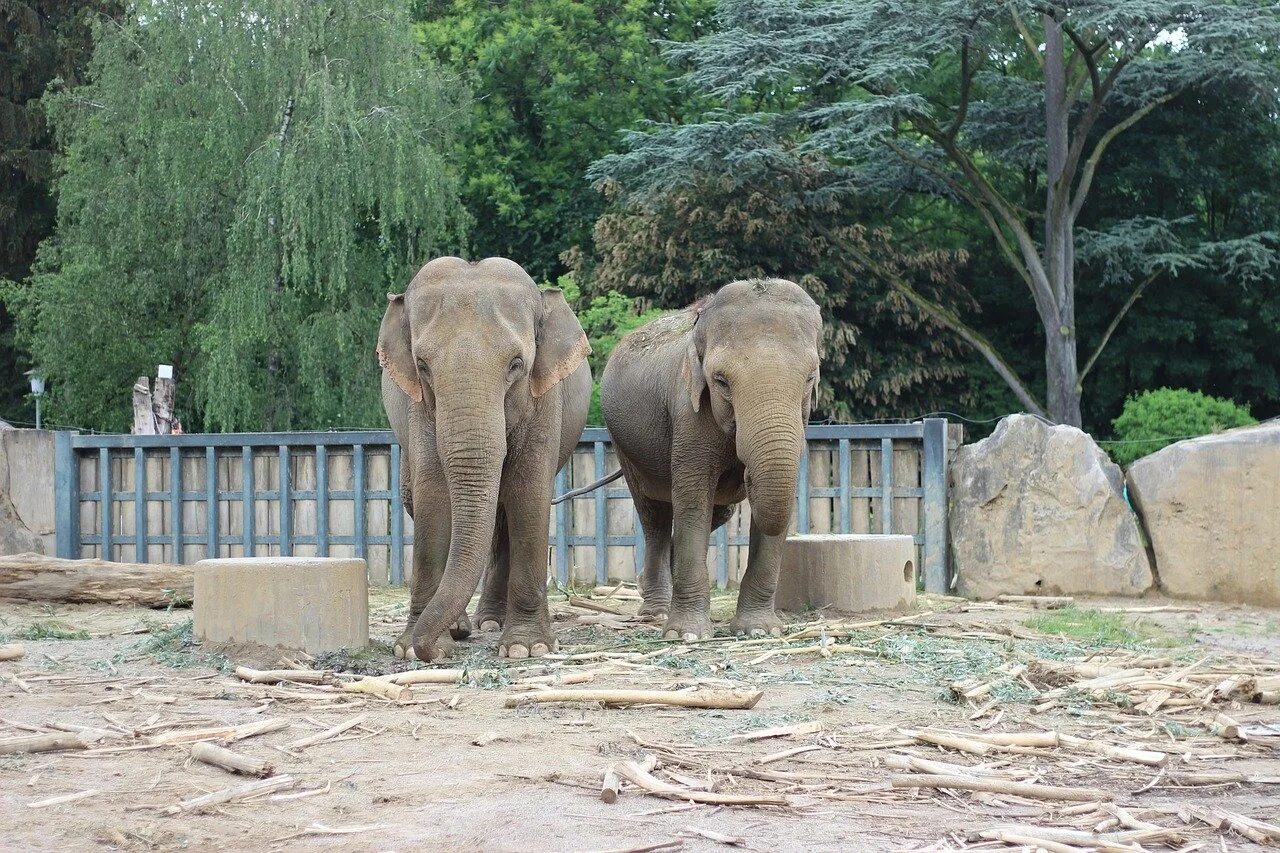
0, 430, 55, 556
951, 414, 1153, 599
1127, 422, 1280, 606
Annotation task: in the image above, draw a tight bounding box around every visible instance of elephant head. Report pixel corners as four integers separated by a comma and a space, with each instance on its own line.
377, 257, 589, 659
683, 279, 821, 536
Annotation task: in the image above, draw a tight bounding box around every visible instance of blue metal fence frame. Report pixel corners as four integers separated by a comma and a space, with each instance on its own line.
54, 419, 950, 592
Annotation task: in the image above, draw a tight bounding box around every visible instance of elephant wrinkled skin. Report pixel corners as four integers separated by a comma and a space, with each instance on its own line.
379, 257, 591, 661
600, 279, 822, 640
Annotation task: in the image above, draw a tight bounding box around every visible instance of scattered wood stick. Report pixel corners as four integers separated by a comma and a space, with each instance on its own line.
995, 595, 1074, 609
340, 678, 406, 701
725, 720, 821, 742
267, 823, 390, 844
602, 754, 657, 803
891, 773, 1111, 802
755, 745, 822, 765
0, 643, 25, 662
147, 718, 288, 745
285, 714, 368, 751
0, 732, 88, 755
568, 596, 626, 616
45, 721, 120, 744
382, 669, 492, 685
27, 789, 99, 809
233, 667, 330, 685
980, 830, 1085, 853
589, 841, 683, 853
190, 741, 274, 777
611, 758, 788, 806
504, 688, 762, 710
680, 826, 745, 846
1058, 734, 1168, 767
882, 753, 1025, 780
163, 774, 295, 814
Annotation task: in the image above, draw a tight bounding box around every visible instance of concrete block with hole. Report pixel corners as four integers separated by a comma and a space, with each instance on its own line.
193, 557, 369, 652
775, 534, 917, 614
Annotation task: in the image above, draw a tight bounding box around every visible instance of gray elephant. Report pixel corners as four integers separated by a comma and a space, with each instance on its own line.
600, 279, 821, 640
378, 257, 591, 661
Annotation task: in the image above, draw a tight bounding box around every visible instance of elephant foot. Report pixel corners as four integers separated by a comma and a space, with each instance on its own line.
662, 609, 711, 642
395, 629, 455, 662
729, 608, 784, 638
498, 622, 557, 659
638, 597, 670, 622
450, 613, 473, 641
474, 611, 505, 632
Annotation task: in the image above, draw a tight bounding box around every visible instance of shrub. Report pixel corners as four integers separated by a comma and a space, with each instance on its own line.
1107, 388, 1256, 465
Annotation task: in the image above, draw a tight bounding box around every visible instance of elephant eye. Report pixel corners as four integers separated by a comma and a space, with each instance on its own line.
713, 373, 730, 392
508, 356, 525, 379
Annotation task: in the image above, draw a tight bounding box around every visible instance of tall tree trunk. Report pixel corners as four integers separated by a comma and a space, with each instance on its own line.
1042, 12, 1083, 427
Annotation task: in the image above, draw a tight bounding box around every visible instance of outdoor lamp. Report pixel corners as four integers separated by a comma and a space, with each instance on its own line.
25, 369, 45, 430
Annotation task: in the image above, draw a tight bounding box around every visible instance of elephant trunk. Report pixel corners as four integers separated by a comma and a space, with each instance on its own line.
736, 386, 805, 537
411, 386, 506, 660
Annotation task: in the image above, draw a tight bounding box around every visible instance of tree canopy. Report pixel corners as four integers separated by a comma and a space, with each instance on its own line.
8, 0, 468, 432
591, 0, 1280, 426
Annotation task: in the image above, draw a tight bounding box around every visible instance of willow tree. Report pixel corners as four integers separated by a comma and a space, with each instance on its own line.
11, 0, 467, 431
591, 0, 1280, 426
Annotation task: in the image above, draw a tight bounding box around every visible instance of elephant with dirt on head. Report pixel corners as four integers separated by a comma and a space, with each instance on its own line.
378, 257, 591, 662
599, 278, 822, 640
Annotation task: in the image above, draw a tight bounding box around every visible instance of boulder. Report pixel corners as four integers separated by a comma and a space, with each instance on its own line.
951, 414, 1153, 599
0, 430, 54, 556
1127, 421, 1280, 606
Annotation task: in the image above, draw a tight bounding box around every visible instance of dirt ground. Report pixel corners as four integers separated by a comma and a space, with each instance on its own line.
1, 587, 1278, 852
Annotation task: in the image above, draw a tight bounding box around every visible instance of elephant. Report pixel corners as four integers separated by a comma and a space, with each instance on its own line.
378, 257, 591, 662
599, 278, 822, 640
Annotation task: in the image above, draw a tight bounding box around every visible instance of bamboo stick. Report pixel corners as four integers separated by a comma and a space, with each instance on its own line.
726, 720, 822, 741
285, 714, 368, 751
983, 830, 1084, 853
891, 774, 1111, 802
883, 753, 1024, 779
340, 678, 406, 701
995, 595, 1074, 608
568, 596, 626, 616
27, 789, 99, 809
163, 774, 295, 814
504, 688, 762, 710
234, 667, 330, 685
190, 741, 274, 777
1058, 734, 1168, 767
611, 759, 788, 806
755, 745, 822, 765
147, 718, 289, 745
0, 643, 25, 662
382, 669, 494, 685
602, 754, 657, 803
0, 732, 88, 755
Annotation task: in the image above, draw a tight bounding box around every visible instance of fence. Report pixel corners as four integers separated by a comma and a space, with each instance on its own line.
53, 419, 952, 592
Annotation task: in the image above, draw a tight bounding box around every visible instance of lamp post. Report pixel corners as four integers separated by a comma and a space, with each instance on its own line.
25, 370, 45, 430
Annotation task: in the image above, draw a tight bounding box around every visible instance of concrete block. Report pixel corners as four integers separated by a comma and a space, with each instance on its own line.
776, 534, 917, 614
194, 557, 368, 652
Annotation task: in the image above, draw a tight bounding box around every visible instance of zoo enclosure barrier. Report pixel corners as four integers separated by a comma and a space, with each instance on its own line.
52, 419, 954, 592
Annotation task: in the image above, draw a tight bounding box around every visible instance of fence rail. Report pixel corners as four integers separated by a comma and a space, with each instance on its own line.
54, 420, 952, 592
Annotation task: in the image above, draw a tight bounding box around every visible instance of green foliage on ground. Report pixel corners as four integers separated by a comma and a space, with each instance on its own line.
1106, 388, 1257, 465
9, 620, 90, 641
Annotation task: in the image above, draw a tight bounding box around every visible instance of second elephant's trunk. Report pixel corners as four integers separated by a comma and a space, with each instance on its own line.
737, 390, 805, 537
410, 391, 506, 660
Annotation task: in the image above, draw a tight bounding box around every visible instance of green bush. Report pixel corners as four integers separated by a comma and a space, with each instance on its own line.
1106, 388, 1256, 465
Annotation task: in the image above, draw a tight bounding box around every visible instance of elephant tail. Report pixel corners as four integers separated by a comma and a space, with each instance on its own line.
551, 468, 625, 505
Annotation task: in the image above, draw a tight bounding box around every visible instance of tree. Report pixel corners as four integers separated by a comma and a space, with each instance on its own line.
0, 0, 119, 422
416, 0, 714, 281
8, 0, 467, 432
574, 167, 975, 421
590, 0, 1280, 426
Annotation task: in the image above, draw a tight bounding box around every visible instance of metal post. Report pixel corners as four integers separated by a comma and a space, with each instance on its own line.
278, 446, 292, 556
353, 444, 366, 565
242, 446, 254, 557
797, 443, 810, 533
99, 448, 112, 560
134, 447, 146, 561
554, 467, 569, 585
54, 432, 79, 558
315, 445, 329, 556
169, 447, 182, 564
593, 441, 607, 585
879, 437, 893, 534
390, 442, 403, 584
838, 438, 851, 535
206, 446, 218, 558
922, 418, 949, 593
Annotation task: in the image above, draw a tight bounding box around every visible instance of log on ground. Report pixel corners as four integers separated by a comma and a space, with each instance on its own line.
0, 553, 191, 607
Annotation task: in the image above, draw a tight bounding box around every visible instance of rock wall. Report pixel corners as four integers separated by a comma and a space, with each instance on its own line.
0, 429, 56, 556
951, 414, 1153, 599
1127, 422, 1280, 606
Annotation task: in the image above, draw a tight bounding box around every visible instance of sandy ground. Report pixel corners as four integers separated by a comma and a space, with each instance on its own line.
1, 588, 1278, 852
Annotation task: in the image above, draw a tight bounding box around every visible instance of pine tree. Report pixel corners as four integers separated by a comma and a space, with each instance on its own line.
9, 0, 467, 431
591, 0, 1280, 426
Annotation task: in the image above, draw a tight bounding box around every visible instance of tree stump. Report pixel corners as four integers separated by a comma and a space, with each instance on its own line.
776, 534, 917, 614
194, 557, 368, 652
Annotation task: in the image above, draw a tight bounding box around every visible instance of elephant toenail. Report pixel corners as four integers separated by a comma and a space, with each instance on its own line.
508, 644, 529, 659
663, 630, 679, 640
771, 627, 782, 637
481, 620, 500, 632
683, 632, 699, 642
531, 643, 549, 656
750, 628, 766, 638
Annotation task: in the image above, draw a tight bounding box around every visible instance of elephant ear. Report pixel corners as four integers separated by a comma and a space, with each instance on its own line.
682, 337, 707, 413
377, 293, 423, 403
531, 288, 591, 399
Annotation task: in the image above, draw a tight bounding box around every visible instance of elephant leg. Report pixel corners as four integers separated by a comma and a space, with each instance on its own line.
632, 492, 673, 619
395, 494, 455, 660
497, 445, 557, 660
729, 517, 786, 637
665, 453, 716, 641
475, 508, 509, 632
